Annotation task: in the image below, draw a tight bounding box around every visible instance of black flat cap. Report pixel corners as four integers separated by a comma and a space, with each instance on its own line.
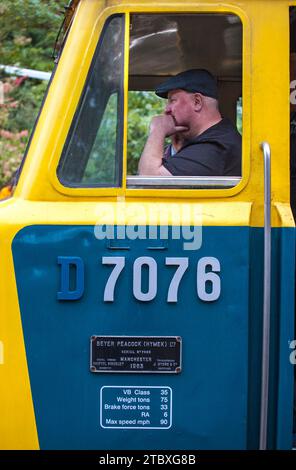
155, 69, 218, 99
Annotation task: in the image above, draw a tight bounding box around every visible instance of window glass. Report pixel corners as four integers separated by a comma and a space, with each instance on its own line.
57, 15, 124, 187
82, 93, 118, 184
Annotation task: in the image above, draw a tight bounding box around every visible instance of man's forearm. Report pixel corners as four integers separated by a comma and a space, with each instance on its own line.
138, 130, 171, 176
138, 113, 186, 176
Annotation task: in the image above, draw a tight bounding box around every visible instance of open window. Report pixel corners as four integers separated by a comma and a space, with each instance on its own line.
127, 13, 243, 189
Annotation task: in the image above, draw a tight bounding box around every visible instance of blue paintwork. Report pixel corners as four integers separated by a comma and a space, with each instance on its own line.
12, 225, 294, 449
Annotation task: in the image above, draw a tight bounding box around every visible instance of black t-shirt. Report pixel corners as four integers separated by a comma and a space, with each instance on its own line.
162, 118, 242, 176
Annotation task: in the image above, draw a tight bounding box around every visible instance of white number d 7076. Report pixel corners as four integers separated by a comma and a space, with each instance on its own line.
102, 256, 221, 303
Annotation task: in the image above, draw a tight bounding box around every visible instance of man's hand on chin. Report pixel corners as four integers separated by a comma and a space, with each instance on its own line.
149, 114, 188, 137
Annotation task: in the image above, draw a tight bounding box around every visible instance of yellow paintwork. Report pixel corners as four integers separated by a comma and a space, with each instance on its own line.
0, 0, 295, 449
0, 205, 39, 449
12, 0, 293, 229
10, 0, 289, 225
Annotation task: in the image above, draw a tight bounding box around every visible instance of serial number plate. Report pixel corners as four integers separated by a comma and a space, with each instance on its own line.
90, 336, 182, 373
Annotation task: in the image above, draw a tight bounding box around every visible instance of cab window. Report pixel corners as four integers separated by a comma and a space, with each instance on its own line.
57, 13, 242, 189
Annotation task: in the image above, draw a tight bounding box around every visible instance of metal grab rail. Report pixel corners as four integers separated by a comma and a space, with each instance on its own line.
259, 142, 271, 450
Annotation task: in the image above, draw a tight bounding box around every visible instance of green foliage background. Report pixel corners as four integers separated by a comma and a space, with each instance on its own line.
128, 91, 164, 175
0, 0, 65, 186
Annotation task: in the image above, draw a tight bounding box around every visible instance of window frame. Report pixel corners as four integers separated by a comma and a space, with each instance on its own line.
49, 5, 250, 199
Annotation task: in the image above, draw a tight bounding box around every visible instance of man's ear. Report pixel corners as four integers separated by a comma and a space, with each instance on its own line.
193, 92, 203, 111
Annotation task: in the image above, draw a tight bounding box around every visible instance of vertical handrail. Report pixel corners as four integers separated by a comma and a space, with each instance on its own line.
259, 142, 271, 450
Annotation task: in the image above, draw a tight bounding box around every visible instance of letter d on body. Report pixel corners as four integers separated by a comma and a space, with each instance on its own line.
57, 256, 84, 300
